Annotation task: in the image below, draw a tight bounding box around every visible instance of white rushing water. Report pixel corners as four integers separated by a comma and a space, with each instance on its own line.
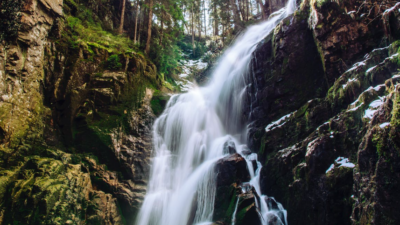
135, 1, 296, 224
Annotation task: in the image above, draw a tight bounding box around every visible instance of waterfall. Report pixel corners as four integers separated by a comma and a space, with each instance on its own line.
135, 1, 296, 224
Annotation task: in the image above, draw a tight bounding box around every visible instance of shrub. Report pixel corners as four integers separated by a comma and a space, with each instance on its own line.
107, 54, 122, 70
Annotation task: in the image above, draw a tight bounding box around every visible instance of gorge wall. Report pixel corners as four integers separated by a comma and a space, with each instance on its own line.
0, 0, 159, 224
244, 0, 400, 224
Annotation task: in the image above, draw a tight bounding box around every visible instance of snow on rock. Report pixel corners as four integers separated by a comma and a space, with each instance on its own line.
364, 99, 384, 119
379, 122, 390, 128
366, 66, 377, 73
392, 74, 400, 79
347, 102, 364, 112
265, 112, 296, 132
177, 58, 208, 91
383, 2, 400, 16
326, 157, 355, 173
373, 84, 385, 92
342, 78, 357, 89
345, 61, 366, 73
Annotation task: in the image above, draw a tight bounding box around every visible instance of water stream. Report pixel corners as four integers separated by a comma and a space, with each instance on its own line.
135, 1, 296, 224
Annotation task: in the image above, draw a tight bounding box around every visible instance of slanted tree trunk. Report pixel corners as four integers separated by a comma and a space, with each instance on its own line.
229, 0, 243, 30
119, 0, 126, 34
145, 0, 153, 55
257, 0, 266, 19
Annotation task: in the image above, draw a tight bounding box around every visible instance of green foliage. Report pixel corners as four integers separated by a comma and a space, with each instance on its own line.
63, 12, 139, 55
0, 0, 23, 43
107, 54, 123, 70
192, 41, 207, 59
150, 43, 182, 76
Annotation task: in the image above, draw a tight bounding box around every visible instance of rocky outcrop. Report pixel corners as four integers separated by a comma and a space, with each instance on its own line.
213, 153, 250, 224
0, 0, 160, 223
245, 0, 400, 224
0, 150, 124, 224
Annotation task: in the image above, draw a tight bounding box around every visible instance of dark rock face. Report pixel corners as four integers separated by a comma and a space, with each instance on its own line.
215, 153, 250, 189
213, 154, 250, 223
244, 0, 400, 224
245, 12, 326, 153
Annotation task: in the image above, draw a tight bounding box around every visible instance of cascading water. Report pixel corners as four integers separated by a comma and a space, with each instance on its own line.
135, 1, 296, 224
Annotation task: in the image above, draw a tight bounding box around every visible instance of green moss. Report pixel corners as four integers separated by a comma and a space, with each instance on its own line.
107, 54, 123, 70
372, 131, 388, 158
63, 15, 140, 55
391, 92, 400, 127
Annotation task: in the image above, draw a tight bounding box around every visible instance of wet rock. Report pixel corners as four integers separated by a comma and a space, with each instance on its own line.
215, 154, 250, 187
234, 191, 262, 225
223, 139, 237, 155
213, 154, 251, 223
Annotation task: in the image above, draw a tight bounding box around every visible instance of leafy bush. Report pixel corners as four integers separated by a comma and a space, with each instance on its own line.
192, 42, 207, 59
107, 54, 122, 70
0, 0, 23, 43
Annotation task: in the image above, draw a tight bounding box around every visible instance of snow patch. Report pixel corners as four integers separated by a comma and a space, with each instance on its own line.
392, 74, 400, 79
347, 102, 363, 112
383, 2, 400, 16
342, 78, 357, 89
366, 66, 377, 73
345, 61, 365, 73
265, 112, 295, 132
364, 99, 384, 119
326, 157, 355, 173
373, 84, 385, 92
379, 122, 390, 128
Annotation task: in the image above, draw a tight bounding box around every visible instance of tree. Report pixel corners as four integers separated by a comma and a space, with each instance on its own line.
229, 0, 244, 30
119, 0, 127, 34
145, 0, 154, 54
134, 0, 140, 43
257, 0, 266, 19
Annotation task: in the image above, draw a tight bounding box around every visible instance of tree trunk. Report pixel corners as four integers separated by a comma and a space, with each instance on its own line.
145, 0, 153, 55
222, 24, 225, 46
250, 0, 253, 20
246, 0, 249, 21
203, 0, 206, 37
191, 4, 195, 49
214, 3, 218, 36
198, 9, 201, 41
229, 0, 243, 30
238, 0, 245, 21
159, 12, 164, 46
134, 0, 139, 43
118, 0, 126, 34
257, 0, 266, 19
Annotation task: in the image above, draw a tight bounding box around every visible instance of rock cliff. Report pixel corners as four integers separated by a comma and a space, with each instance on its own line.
244, 0, 400, 224
0, 0, 159, 223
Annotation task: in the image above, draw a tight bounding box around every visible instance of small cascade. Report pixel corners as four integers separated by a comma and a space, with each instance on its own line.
231, 198, 240, 225
135, 0, 296, 224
